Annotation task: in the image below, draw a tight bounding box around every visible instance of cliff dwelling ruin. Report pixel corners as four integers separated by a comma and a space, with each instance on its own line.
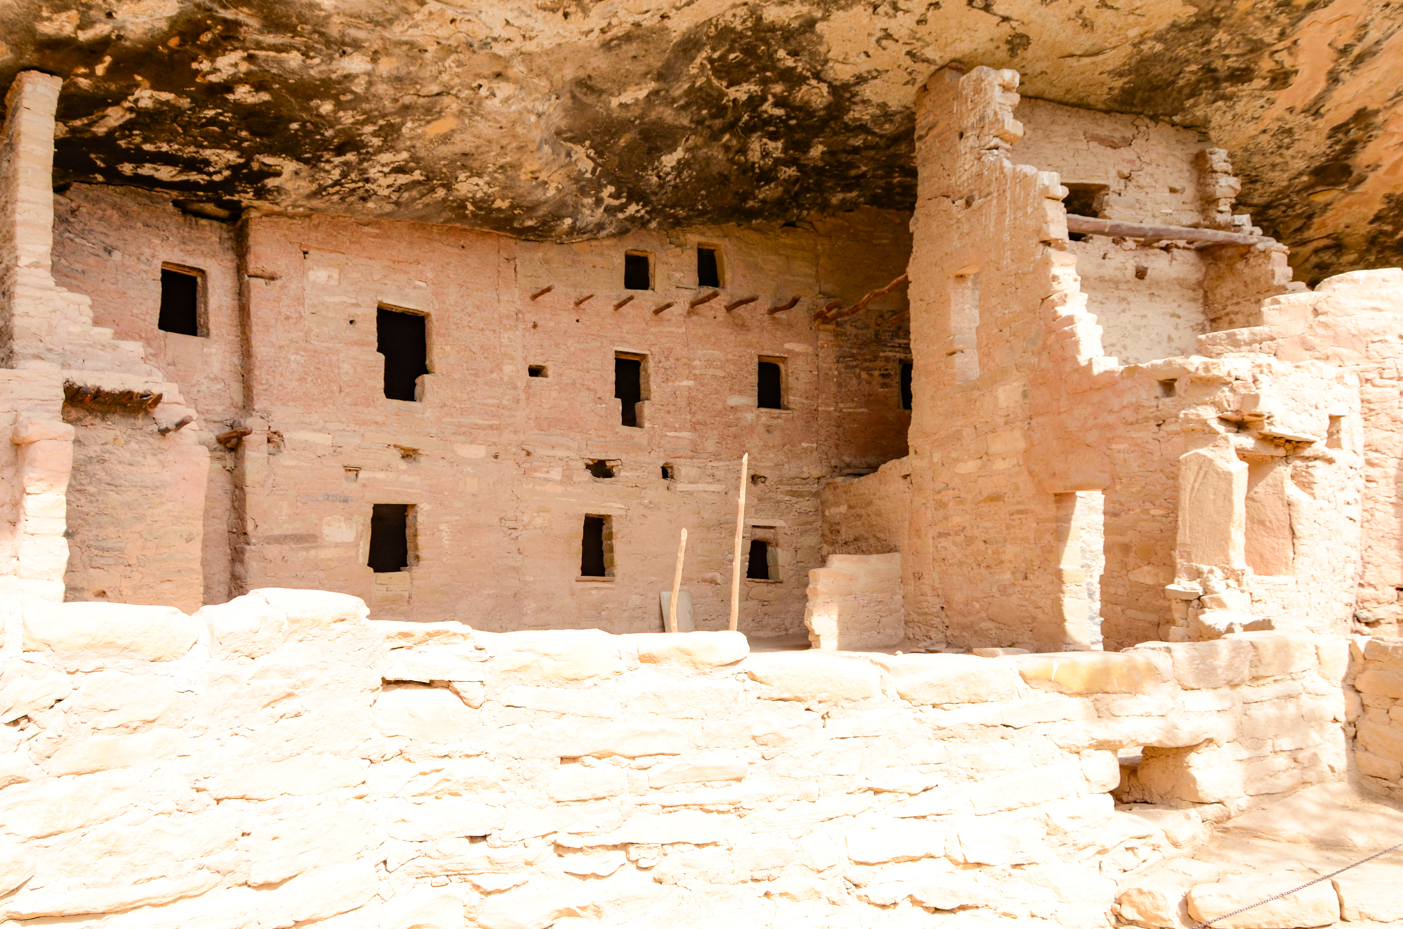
3, 3, 1403, 928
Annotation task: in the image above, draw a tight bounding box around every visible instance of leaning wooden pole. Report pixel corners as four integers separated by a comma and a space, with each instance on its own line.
729, 453, 749, 632
668, 528, 688, 634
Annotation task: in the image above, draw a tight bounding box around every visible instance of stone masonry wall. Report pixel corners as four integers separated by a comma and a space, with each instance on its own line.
200, 205, 907, 633
1352, 635, 1403, 800
0, 592, 1355, 928
1011, 98, 1213, 365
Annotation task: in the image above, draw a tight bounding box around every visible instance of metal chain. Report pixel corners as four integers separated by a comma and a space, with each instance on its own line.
1189, 842, 1403, 929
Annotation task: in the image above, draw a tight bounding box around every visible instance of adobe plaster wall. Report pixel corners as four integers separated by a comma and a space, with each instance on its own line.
0, 590, 1361, 928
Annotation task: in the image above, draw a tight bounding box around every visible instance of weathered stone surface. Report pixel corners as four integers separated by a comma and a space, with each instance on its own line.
1230, 632, 1319, 678
1355, 668, 1403, 699
868, 653, 1022, 705
23, 601, 198, 664
373, 684, 478, 745
1185, 879, 1339, 929
1140, 639, 1253, 690
484, 631, 625, 682
1011, 652, 1166, 694
1334, 876, 1403, 923
633, 631, 749, 669
744, 652, 882, 703
197, 595, 287, 660
0, 658, 72, 722
846, 819, 945, 864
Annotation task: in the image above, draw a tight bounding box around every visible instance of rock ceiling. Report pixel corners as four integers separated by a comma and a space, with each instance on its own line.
1, 0, 1401, 283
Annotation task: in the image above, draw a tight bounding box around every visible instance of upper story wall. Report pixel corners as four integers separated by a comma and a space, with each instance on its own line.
1009, 98, 1294, 366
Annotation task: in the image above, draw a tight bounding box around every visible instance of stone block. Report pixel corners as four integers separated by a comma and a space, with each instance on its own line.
384, 798, 505, 841
1081, 749, 1121, 791
1356, 719, 1403, 762
0, 658, 72, 723
1142, 639, 1253, 689
1186, 879, 1338, 928
867, 653, 1022, 705
1010, 651, 1166, 694
1355, 668, 1403, 699
197, 594, 288, 659
1334, 876, 1403, 923
23, 601, 199, 664
198, 753, 369, 800
1362, 637, 1403, 665
633, 631, 749, 668
378, 620, 473, 648
744, 652, 882, 703
547, 764, 628, 802
1229, 632, 1318, 678
949, 814, 1048, 865
1116, 885, 1185, 929
1354, 749, 1401, 781
846, 818, 945, 864
252, 587, 369, 634
374, 684, 478, 744
497, 685, 617, 718
648, 757, 748, 788
485, 630, 625, 682
0, 844, 34, 897
383, 646, 486, 684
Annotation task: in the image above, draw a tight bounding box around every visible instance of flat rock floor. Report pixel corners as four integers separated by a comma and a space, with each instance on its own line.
1116, 782, 1403, 928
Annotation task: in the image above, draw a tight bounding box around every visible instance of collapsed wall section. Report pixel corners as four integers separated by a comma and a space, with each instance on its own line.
0, 592, 1357, 927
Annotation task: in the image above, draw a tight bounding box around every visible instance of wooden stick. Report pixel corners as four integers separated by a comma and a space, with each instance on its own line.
574, 294, 594, 307
669, 528, 688, 634
729, 453, 748, 632
689, 290, 720, 308
767, 296, 799, 314
725, 295, 759, 311
818, 273, 910, 323
613, 295, 634, 310
1065, 214, 1274, 246
530, 285, 554, 300
651, 301, 676, 315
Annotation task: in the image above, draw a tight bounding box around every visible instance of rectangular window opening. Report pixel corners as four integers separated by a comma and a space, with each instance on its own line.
900, 361, 913, 410
1158, 378, 1178, 398
615, 353, 647, 427
586, 459, 617, 479
950, 272, 980, 384
377, 307, 429, 402
528, 364, 548, 378
697, 246, 721, 288
1063, 183, 1109, 242
746, 526, 780, 581
624, 252, 652, 291
757, 357, 785, 410
158, 265, 205, 336
581, 514, 613, 577
368, 503, 413, 573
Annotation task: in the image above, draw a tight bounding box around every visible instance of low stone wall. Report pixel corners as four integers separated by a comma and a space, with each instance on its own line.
1352, 636, 1403, 799
0, 592, 1355, 927
803, 552, 903, 649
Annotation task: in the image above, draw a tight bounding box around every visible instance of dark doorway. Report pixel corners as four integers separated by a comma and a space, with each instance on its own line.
757, 359, 783, 409
624, 252, 651, 290
697, 247, 721, 287
1063, 183, 1109, 241
368, 504, 411, 572
158, 267, 202, 336
746, 539, 771, 580
615, 354, 644, 427
378, 308, 429, 401
900, 362, 913, 410
581, 515, 611, 576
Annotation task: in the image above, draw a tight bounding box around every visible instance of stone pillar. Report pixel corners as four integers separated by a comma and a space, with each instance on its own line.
0, 71, 64, 369
804, 553, 904, 650
1176, 437, 1247, 569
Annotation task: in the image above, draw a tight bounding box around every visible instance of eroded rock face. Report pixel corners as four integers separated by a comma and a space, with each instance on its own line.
0, 0, 1398, 280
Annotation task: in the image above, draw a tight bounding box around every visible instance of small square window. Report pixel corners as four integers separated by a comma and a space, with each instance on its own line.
586, 459, 617, 478
697, 246, 721, 288
158, 265, 205, 336
624, 252, 652, 290
528, 364, 548, 378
